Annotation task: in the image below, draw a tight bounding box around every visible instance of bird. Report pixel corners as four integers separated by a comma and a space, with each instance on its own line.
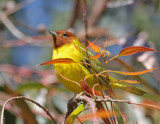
49, 30, 147, 96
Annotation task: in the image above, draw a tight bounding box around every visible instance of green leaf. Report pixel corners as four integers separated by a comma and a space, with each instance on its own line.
17, 82, 47, 93
113, 103, 124, 124
65, 103, 86, 124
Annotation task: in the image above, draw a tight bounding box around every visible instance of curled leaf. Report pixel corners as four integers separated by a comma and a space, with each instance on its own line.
106, 68, 157, 75
87, 40, 100, 52
82, 80, 102, 97
119, 46, 157, 56
38, 58, 75, 66
90, 53, 102, 59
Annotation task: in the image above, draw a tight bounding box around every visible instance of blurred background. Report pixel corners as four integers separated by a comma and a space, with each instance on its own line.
0, 0, 160, 123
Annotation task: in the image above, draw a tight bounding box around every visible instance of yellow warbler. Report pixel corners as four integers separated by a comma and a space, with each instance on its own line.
49, 30, 147, 95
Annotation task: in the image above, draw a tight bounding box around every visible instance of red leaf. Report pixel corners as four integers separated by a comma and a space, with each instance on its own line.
38, 58, 75, 66
90, 53, 102, 59
82, 81, 102, 97
119, 46, 157, 56
106, 68, 157, 75
87, 40, 100, 52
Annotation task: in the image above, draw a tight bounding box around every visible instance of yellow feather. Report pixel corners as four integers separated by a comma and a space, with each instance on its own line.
53, 38, 96, 93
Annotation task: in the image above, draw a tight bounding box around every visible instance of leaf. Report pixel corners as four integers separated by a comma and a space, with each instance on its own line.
38, 58, 75, 66
106, 68, 157, 75
87, 40, 100, 52
119, 46, 157, 56
120, 80, 140, 84
96, 101, 111, 123
65, 103, 86, 124
17, 82, 48, 93
113, 103, 124, 124
78, 110, 113, 122
90, 53, 102, 59
74, 44, 82, 52
82, 80, 102, 97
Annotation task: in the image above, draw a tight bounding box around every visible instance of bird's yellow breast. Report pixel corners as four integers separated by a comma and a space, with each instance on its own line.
52, 38, 95, 93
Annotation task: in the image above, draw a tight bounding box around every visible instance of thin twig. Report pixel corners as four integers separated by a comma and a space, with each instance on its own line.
115, 58, 160, 95
88, 0, 107, 27
68, 0, 80, 28
82, 0, 88, 46
0, 96, 57, 124
0, 35, 51, 47
102, 48, 117, 124
5, 0, 35, 16
96, 98, 160, 111
0, 10, 27, 39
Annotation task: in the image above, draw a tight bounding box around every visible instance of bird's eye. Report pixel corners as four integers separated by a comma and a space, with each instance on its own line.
63, 33, 68, 37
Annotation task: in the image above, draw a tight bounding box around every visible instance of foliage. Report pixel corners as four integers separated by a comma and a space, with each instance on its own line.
0, 0, 160, 124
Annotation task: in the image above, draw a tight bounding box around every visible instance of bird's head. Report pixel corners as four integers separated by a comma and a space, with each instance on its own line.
49, 30, 77, 48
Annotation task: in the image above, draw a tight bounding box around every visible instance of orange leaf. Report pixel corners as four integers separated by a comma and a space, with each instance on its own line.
90, 53, 102, 59
87, 40, 100, 52
38, 58, 75, 66
119, 46, 157, 56
79, 110, 113, 122
106, 68, 157, 75
121, 80, 140, 84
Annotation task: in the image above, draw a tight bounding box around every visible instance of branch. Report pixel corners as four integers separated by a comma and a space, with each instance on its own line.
82, 0, 88, 46
0, 96, 57, 124
96, 98, 160, 111
5, 0, 35, 16
88, 0, 107, 27
68, 0, 80, 28
0, 10, 27, 39
74, 92, 98, 124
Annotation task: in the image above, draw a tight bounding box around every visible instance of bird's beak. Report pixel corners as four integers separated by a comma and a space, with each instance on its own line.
48, 30, 58, 37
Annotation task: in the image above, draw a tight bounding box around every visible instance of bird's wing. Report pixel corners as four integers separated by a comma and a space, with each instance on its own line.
77, 45, 109, 87
76, 45, 147, 95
